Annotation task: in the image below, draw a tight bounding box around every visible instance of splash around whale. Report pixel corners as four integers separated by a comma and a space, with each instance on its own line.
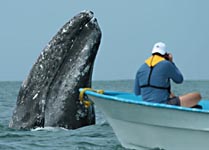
9, 10, 102, 130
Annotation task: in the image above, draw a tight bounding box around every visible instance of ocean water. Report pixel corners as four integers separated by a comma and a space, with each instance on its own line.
0, 80, 209, 150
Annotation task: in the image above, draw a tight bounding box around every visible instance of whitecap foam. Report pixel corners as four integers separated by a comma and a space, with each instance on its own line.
31, 126, 68, 132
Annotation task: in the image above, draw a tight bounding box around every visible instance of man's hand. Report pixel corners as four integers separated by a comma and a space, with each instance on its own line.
170, 92, 175, 98
168, 53, 173, 62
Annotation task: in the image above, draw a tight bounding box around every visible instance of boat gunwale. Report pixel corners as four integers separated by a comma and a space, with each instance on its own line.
81, 88, 209, 114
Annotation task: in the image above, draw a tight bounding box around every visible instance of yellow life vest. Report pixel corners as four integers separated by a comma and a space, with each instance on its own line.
145, 55, 165, 67
140, 54, 170, 92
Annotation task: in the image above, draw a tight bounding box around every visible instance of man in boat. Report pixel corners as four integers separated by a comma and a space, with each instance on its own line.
134, 42, 201, 107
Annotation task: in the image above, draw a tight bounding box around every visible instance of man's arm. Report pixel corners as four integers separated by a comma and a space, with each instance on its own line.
167, 53, 183, 83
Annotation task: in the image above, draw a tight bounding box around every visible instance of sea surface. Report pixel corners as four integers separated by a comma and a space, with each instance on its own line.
0, 80, 209, 150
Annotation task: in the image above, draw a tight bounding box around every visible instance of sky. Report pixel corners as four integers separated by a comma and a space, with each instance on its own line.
0, 0, 209, 81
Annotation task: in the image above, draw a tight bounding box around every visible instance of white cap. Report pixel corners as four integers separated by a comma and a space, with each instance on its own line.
152, 42, 167, 55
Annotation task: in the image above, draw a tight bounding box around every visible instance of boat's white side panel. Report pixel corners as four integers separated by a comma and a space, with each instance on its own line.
89, 95, 209, 150
108, 117, 209, 150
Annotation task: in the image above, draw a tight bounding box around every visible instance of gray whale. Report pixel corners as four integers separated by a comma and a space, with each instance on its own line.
9, 10, 102, 129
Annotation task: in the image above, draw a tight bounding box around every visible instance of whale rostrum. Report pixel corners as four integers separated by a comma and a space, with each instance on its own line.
9, 10, 102, 129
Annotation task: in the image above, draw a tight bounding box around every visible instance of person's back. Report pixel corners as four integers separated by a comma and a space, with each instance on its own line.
135, 55, 183, 103
134, 42, 202, 107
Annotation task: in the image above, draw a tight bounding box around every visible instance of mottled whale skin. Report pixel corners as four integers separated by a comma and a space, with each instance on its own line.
9, 10, 101, 129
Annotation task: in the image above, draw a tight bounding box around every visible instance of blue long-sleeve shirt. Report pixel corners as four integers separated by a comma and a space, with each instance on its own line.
134, 59, 183, 103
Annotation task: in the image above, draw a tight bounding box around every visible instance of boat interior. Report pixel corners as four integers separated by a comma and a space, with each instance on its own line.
96, 90, 209, 112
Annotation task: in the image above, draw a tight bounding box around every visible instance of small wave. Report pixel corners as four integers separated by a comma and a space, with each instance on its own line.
100, 121, 110, 127
31, 126, 68, 132
0, 132, 33, 139
0, 124, 4, 129
0, 144, 17, 150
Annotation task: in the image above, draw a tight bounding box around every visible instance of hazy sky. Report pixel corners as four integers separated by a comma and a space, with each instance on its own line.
0, 0, 209, 81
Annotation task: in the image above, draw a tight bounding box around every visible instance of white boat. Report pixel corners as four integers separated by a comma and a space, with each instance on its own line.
80, 88, 209, 150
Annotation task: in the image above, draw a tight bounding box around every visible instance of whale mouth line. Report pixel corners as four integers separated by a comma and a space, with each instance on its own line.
41, 14, 98, 117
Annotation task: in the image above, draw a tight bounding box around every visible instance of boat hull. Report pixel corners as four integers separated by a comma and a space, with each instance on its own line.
107, 117, 209, 150
85, 91, 209, 150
